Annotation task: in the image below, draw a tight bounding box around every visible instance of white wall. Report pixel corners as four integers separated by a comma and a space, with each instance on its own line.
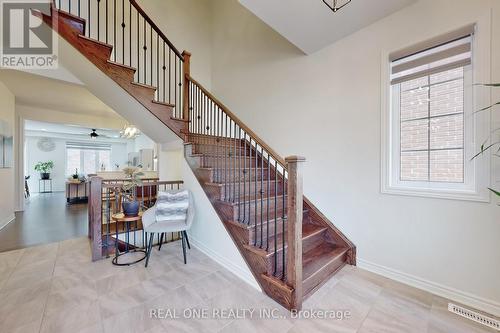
0, 82, 15, 229
210, 0, 500, 315
138, 0, 213, 88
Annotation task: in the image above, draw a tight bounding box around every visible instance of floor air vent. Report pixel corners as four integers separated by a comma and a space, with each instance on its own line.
448, 303, 500, 331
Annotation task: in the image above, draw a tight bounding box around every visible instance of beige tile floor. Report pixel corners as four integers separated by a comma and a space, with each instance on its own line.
0, 237, 496, 333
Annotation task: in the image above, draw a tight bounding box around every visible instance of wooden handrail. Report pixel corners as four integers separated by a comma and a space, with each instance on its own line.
186, 75, 287, 168
129, 0, 184, 60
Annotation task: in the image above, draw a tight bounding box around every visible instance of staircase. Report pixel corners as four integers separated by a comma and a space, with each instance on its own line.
39, 0, 356, 310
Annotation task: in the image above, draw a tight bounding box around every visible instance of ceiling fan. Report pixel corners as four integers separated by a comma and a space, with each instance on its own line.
89, 129, 100, 139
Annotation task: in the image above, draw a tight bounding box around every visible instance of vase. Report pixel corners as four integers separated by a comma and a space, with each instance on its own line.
122, 199, 139, 216
40, 172, 50, 180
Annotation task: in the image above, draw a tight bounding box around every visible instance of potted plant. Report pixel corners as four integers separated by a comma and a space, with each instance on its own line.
69, 169, 80, 183
121, 166, 144, 216
34, 161, 54, 180
472, 83, 500, 199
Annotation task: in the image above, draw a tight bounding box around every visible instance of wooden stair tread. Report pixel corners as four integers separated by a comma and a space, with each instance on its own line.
303, 243, 348, 282
243, 222, 324, 256
131, 82, 157, 91
151, 100, 175, 108
107, 60, 136, 72
77, 34, 113, 50
171, 116, 190, 122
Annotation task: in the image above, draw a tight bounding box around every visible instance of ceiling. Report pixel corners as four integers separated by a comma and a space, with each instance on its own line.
238, 0, 417, 54
0, 69, 119, 118
25, 120, 122, 139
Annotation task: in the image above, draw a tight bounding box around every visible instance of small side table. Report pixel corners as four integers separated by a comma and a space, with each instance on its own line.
39, 179, 52, 193
111, 212, 146, 266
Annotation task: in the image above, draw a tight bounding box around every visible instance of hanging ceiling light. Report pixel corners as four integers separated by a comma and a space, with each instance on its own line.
89, 129, 99, 139
120, 124, 141, 139
322, 0, 352, 13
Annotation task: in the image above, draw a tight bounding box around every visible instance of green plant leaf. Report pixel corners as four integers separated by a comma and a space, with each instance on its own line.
488, 188, 500, 197
470, 142, 499, 160
474, 102, 500, 114
474, 83, 500, 87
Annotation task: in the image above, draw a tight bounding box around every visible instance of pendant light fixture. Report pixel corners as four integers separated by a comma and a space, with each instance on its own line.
322, 0, 351, 13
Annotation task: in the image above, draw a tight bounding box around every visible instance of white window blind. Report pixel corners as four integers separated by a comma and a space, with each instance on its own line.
389, 25, 474, 185
66, 142, 111, 176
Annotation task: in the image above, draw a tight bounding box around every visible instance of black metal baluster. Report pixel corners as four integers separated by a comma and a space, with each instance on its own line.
248, 137, 252, 225
274, 160, 278, 275
156, 33, 159, 100
232, 120, 235, 203
88, 0, 90, 37
260, 146, 263, 248
122, 0, 124, 63
224, 115, 228, 201
150, 25, 152, 87
266, 153, 270, 251
254, 142, 258, 245
129, 1, 131, 66
78, 0, 81, 16
243, 131, 247, 224
136, 10, 139, 81
174, 52, 177, 115
68, 0, 71, 14
113, 0, 116, 61
96, 0, 100, 40
282, 169, 286, 280
238, 125, 241, 221
162, 42, 166, 102
168, 49, 171, 103
143, 17, 146, 84
105, 0, 108, 43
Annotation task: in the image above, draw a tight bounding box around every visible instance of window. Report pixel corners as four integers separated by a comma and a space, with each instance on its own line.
66, 142, 111, 176
382, 24, 490, 201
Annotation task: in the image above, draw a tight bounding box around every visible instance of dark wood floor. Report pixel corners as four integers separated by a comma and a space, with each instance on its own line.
0, 192, 88, 252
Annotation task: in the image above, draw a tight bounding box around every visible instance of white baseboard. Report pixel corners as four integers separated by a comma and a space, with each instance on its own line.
0, 213, 15, 231
357, 258, 500, 317
188, 234, 261, 292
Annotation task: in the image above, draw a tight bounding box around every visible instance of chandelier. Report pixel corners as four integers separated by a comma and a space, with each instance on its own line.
322, 0, 352, 13
120, 125, 141, 139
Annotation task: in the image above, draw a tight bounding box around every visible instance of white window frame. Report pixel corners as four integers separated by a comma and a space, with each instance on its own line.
381, 21, 491, 202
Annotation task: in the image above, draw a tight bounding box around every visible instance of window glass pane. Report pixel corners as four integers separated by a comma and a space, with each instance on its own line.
401, 86, 429, 120
82, 150, 96, 175
401, 119, 429, 151
430, 149, 464, 182
401, 151, 428, 181
430, 114, 464, 150
430, 77, 463, 117
98, 151, 111, 171
66, 148, 80, 176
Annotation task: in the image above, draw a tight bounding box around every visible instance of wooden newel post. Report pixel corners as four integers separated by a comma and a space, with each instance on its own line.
285, 155, 306, 310
182, 51, 191, 128
89, 176, 103, 262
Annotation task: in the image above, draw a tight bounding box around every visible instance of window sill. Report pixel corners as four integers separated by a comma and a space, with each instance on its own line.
381, 184, 490, 203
